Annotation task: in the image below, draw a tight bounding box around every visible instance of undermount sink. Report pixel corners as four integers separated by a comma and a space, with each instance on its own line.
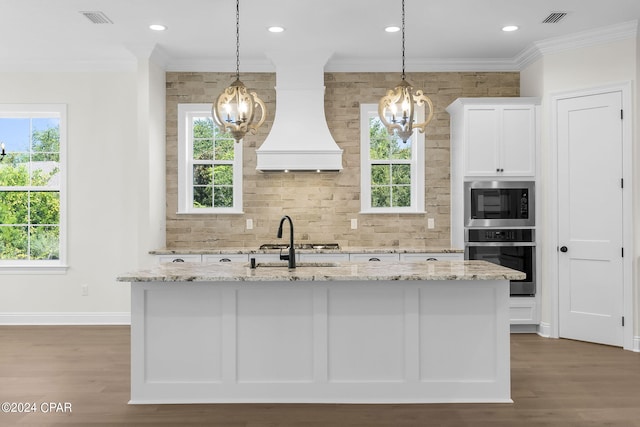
259, 243, 340, 250
250, 262, 340, 268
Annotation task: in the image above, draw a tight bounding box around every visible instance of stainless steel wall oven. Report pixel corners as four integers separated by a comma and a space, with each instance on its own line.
465, 229, 536, 296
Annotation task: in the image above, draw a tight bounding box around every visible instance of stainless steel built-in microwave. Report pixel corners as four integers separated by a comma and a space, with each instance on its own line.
464, 181, 535, 227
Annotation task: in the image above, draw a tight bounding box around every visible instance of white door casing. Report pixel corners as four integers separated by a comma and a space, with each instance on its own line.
555, 87, 630, 347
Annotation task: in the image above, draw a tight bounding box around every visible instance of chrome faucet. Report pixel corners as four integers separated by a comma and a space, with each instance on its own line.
277, 215, 296, 268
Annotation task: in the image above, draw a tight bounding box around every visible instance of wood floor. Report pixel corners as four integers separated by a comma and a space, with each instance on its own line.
0, 326, 639, 426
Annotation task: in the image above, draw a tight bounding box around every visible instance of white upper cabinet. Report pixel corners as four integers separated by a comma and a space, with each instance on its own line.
449, 99, 540, 177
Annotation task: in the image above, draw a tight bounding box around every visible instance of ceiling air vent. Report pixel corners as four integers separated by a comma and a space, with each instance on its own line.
80, 11, 113, 24
542, 12, 567, 24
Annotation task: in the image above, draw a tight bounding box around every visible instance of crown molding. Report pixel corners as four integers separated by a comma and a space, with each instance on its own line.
0, 20, 636, 73
516, 20, 638, 69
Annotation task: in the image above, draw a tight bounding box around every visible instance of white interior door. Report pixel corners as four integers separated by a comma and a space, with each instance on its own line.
557, 90, 624, 347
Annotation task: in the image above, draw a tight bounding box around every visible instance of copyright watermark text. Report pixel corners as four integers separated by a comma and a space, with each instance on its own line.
2, 402, 72, 414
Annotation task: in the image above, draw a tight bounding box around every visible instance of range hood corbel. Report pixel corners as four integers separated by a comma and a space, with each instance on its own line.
256, 50, 343, 172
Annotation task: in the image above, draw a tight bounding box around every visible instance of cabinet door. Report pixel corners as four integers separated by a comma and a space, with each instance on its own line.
501, 106, 536, 176
464, 107, 500, 176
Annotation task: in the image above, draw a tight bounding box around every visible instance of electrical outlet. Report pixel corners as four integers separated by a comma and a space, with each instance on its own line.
427, 218, 435, 229
246, 219, 253, 230
351, 218, 358, 229
81, 284, 89, 296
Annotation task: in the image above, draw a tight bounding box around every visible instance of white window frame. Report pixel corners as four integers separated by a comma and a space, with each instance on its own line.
0, 104, 67, 273
177, 104, 243, 214
360, 103, 425, 214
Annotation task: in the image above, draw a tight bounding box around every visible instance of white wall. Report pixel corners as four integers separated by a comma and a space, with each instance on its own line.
520, 37, 639, 341
0, 71, 149, 323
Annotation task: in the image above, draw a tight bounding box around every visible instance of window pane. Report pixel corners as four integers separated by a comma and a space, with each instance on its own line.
193, 139, 214, 160
0, 226, 28, 260
0, 191, 28, 224
0, 118, 30, 152
30, 192, 60, 225
213, 165, 233, 185
30, 225, 59, 260
369, 117, 390, 160
371, 164, 390, 185
392, 186, 411, 207
0, 155, 29, 186
31, 156, 60, 187
31, 121, 60, 154
371, 186, 391, 207
392, 164, 411, 185
390, 134, 411, 160
193, 186, 213, 208
193, 117, 214, 138
213, 187, 233, 208
193, 165, 212, 185
215, 138, 234, 161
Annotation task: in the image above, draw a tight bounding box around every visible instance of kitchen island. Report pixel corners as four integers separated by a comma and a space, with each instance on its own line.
117, 260, 524, 404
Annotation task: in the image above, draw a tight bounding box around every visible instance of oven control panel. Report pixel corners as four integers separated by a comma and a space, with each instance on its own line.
467, 229, 534, 243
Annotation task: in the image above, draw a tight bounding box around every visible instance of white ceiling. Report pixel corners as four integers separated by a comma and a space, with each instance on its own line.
1, 0, 639, 72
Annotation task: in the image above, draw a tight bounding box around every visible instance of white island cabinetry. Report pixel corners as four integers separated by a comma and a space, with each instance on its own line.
118, 261, 522, 404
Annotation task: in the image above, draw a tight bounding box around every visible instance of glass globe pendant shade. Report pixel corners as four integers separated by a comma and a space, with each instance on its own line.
378, 79, 434, 143
213, 78, 266, 143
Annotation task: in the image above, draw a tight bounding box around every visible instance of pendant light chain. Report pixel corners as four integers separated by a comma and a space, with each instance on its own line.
401, 0, 406, 81
235, 0, 240, 80
212, 0, 267, 142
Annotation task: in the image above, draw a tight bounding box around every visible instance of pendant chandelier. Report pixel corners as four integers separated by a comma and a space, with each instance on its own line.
212, 0, 267, 143
378, 0, 434, 143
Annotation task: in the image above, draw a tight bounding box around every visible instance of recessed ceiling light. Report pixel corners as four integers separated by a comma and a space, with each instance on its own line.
268, 26, 285, 33
385, 26, 400, 33
502, 25, 519, 32
149, 24, 167, 31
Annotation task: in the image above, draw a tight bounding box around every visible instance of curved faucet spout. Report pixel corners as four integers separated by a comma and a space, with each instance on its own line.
277, 215, 296, 268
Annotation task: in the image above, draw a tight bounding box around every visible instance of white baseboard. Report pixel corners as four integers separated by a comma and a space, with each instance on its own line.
633, 336, 640, 352
537, 321, 552, 338
0, 312, 131, 325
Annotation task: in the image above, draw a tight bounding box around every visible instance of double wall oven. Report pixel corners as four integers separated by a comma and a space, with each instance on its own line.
464, 181, 536, 296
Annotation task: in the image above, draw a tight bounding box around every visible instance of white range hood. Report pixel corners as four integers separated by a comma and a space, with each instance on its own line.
256, 50, 343, 171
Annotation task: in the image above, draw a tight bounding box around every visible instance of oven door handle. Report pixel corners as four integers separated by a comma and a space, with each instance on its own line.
465, 242, 536, 247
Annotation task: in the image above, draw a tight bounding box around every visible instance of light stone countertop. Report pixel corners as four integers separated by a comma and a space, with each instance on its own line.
149, 247, 464, 255
117, 260, 524, 283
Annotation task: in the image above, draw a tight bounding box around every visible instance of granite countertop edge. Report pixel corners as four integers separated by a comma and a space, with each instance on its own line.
117, 260, 525, 283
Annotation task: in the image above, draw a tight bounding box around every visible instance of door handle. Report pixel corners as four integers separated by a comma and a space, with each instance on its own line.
560, 246, 568, 253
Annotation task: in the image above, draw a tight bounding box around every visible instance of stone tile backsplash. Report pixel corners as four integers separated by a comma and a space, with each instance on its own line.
165, 71, 519, 250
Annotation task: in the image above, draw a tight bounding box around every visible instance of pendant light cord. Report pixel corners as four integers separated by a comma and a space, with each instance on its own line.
401, 0, 406, 81
235, 0, 240, 80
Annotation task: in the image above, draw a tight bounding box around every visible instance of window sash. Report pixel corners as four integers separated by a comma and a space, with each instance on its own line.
177, 104, 243, 214
360, 104, 425, 214
0, 104, 66, 268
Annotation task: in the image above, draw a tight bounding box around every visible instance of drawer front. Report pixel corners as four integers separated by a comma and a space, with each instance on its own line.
399, 253, 464, 262
349, 253, 400, 262
202, 254, 249, 263
157, 254, 202, 263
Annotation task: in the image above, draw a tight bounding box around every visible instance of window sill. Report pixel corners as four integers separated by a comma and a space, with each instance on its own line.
0, 265, 69, 274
